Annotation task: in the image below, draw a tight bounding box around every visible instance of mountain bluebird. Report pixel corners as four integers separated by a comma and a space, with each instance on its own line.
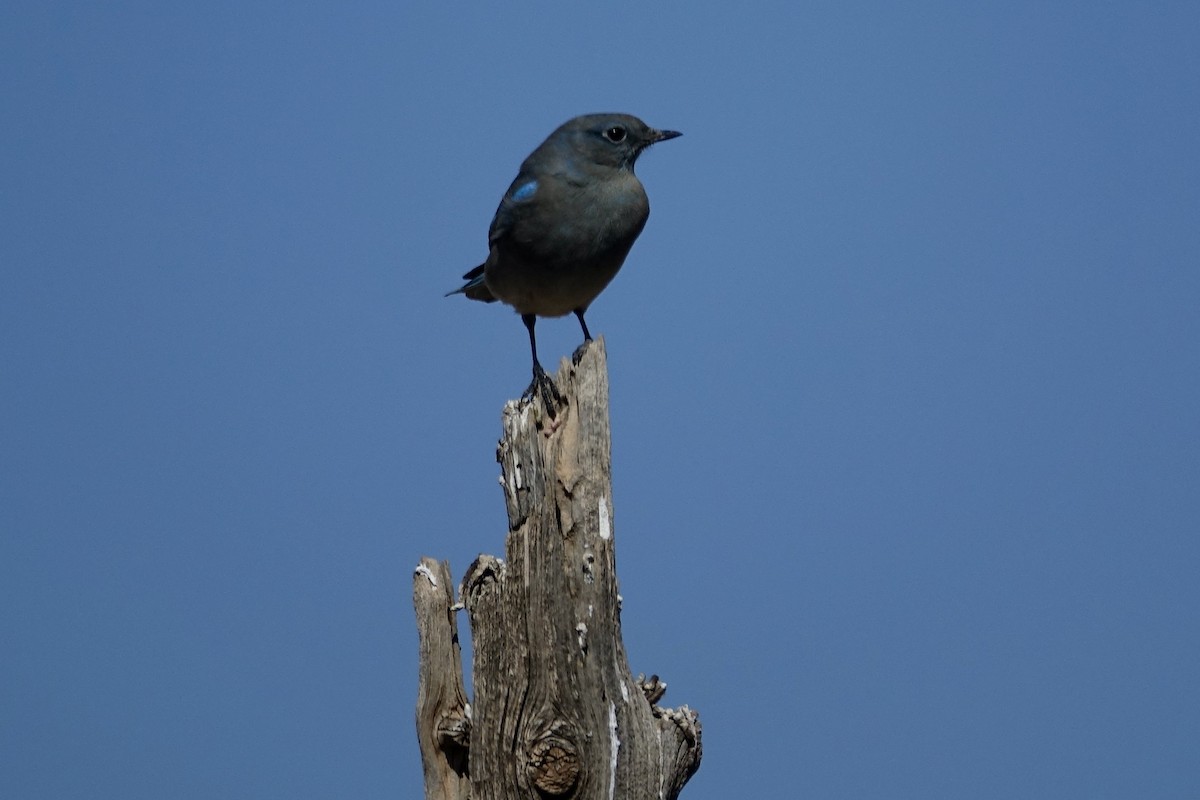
447, 113, 681, 406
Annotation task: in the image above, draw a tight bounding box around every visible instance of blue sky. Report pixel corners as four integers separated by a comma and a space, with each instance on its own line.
3, 2, 1199, 798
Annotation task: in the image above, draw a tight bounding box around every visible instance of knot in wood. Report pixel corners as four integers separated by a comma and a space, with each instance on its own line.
437, 710, 471, 752
636, 673, 667, 705
460, 555, 503, 606
526, 734, 579, 797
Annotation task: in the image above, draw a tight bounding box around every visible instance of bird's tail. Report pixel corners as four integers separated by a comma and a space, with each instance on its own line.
445, 263, 496, 302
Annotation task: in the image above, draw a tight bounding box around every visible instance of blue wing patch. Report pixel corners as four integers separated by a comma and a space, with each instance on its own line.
511, 180, 538, 202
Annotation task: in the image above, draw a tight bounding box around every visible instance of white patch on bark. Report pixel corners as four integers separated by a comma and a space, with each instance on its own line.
608, 701, 620, 800
413, 564, 437, 587
599, 495, 611, 540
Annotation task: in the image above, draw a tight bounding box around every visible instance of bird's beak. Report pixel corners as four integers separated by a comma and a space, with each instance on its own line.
652, 129, 683, 143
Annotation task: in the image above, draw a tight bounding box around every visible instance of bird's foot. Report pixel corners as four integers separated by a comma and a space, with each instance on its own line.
521, 364, 562, 417
571, 338, 593, 366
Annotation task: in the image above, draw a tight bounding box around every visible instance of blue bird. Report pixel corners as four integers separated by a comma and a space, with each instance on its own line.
448, 113, 681, 406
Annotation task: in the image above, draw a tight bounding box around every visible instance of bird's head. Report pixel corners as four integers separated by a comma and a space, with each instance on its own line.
553, 113, 682, 171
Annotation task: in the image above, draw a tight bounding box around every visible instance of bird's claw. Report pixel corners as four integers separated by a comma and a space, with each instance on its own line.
571, 339, 592, 366
521, 364, 562, 417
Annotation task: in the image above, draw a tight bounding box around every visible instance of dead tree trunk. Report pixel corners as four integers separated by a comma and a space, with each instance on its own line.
413, 339, 701, 800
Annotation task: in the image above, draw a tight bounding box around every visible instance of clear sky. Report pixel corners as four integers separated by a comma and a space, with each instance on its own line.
3, 2, 1199, 798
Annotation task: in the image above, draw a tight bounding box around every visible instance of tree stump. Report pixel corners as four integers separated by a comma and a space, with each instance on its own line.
413, 339, 701, 800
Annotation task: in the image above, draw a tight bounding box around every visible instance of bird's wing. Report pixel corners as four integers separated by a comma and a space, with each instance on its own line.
487, 170, 545, 250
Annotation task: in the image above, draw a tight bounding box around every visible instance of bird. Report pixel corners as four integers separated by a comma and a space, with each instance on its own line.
447, 113, 681, 408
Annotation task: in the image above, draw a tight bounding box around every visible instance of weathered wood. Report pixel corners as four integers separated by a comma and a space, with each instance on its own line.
413, 558, 471, 800
416, 339, 701, 800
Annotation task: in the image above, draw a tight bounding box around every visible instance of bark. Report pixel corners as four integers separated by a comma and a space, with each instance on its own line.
414, 339, 701, 800
413, 558, 471, 800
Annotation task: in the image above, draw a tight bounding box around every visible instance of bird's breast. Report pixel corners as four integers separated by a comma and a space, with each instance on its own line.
545, 171, 649, 261
486, 171, 651, 317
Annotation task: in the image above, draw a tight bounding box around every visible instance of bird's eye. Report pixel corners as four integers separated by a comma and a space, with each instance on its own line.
603, 126, 627, 143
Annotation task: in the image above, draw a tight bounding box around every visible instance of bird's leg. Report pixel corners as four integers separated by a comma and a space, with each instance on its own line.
520, 313, 561, 413
574, 308, 593, 342
572, 308, 592, 364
